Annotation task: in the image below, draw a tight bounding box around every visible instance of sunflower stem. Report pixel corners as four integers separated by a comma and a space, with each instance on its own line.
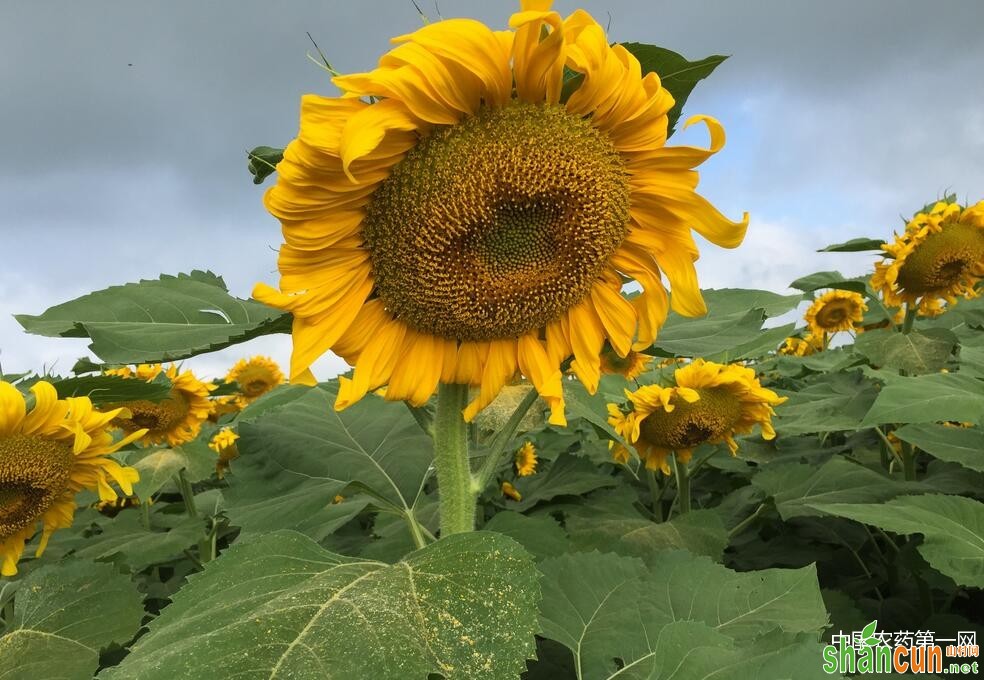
646, 469, 664, 522
472, 386, 540, 495
671, 453, 690, 515
433, 382, 475, 535
900, 440, 917, 481
176, 469, 198, 519
901, 304, 916, 334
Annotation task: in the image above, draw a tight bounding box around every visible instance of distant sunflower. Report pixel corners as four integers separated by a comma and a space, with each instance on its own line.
208, 394, 244, 422
105, 364, 214, 447
514, 441, 538, 477
778, 333, 822, 357
1, 381, 144, 576
804, 290, 867, 336
600, 347, 652, 380
208, 427, 240, 478
254, 2, 748, 426
607, 359, 786, 473
501, 481, 522, 502
224, 356, 284, 402
872, 200, 984, 316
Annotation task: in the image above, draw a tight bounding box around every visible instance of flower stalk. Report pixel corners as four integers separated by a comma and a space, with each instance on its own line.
433, 382, 476, 535
671, 453, 691, 515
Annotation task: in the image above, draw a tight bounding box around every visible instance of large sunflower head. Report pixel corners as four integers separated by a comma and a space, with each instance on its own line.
871, 200, 984, 316
607, 359, 786, 473
105, 364, 214, 447
254, 2, 748, 426
1, 381, 144, 576
224, 355, 284, 402
804, 290, 867, 336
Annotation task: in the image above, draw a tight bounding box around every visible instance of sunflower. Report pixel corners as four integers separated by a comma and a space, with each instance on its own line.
208, 427, 240, 478
778, 333, 822, 357
105, 364, 214, 447
501, 481, 522, 502
804, 290, 867, 336
253, 2, 748, 426
600, 346, 652, 380
208, 394, 244, 422
871, 200, 984, 316
224, 356, 284, 403
607, 359, 786, 474
1, 381, 144, 576
514, 441, 538, 476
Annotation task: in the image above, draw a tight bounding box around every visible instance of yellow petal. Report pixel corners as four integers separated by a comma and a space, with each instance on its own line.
517, 334, 566, 426
463, 339, 518, 422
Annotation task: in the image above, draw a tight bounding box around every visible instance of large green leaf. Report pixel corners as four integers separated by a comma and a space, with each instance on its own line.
103, 531, 540, 680
861, 372, 984, 426
653, 308, 768, 357
812, 494, 984, 588
48, 373, 172, 405
817, 237, 885, 253
537, 550, 828, 679
0, 561, 143, 680
15, 271, 289, 364
697, 288, 803, 318
773, 371, 879, 435
502, 453, 616, 512
225, 385, 432, 537
894, 423, 984, 472
482, 512, 570, 561
853, 328, 957, 374
752, 457, 915, 520
619, 43, 727, 135
42, 510, 203, 572
566, 508, 727, 561
126, 441, 218, 500
788, 271, 868, 294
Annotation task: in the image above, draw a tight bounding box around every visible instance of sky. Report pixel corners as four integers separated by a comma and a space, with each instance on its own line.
2, 0, 983, 380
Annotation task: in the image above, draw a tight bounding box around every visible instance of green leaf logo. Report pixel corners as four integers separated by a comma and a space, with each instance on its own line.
861, 619, 879, 647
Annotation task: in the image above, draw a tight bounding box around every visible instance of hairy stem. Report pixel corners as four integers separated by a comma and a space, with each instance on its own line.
433, 383, 475, 535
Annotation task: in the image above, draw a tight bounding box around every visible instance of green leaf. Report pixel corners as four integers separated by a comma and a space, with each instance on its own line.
698, 288, 803, 318
502, 453, 616, 512
48, 373, 172, 405
566, 508, 728, 561
894, 423, 984, 472
564, 380, 635, 456
103, 531, 540, 680
789, 271, 868, 294
0, 561, 143, 680
774, 370, 879, 435
43, 511, 203, 572
812, 494, 984, 588
853, 328, 957, 374
861, 372, 984, 426
225, 384, 432, 537
482, 512, 570, 561
247, 145, 283, 184
537, 550, 828, 679
818, 237, 886, 253
15, 271, 289, 364
619, 43, 727, 135
653, 308, 767, 357
752, 457, 915, 520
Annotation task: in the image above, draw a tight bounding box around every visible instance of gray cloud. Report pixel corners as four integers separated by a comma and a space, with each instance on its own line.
2, 0, 982, 377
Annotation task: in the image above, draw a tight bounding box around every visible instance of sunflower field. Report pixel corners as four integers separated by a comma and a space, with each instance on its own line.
2, 3, 983, 679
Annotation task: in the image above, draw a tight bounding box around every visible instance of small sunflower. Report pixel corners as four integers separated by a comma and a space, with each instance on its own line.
514, 441, 538, 477
208, 394, 244, 422
254, 2, 748, 426
600, 347, 652, 380
224, 356, 284, 403
804, 290, 867, 336
1, 381, 144, 576
208, 427, 240, 478
607, 359, 786, 474
105, 364, 214, 447
871, 200, 984, 316
501, 481, 522, 502
778, 333, 822, 357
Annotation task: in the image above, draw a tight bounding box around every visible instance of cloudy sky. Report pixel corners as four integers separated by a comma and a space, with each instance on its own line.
2, 0, 982, 380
